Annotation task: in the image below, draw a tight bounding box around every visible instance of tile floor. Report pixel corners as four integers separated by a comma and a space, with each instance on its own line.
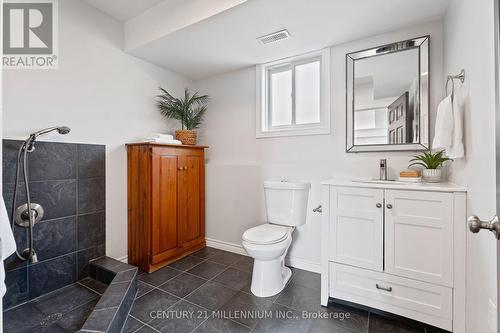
3, 279, 107, 332
125, 247, 449, 333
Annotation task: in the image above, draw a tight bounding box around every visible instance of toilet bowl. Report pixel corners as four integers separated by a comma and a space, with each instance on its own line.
242, 181, 310, 297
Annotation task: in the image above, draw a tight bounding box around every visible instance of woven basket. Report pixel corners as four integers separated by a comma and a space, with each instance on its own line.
175, 130, 197, 145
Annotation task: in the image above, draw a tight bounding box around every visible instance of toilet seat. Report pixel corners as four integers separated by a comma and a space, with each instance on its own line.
242, 224, 291, 245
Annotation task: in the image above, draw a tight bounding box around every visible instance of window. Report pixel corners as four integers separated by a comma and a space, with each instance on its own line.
256, 48, 330, 138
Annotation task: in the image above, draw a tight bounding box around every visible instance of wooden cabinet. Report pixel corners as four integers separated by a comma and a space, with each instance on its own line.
127, 143, 207, 273
321, 180, 467, 332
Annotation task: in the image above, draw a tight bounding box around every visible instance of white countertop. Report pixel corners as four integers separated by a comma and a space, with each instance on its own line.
320, 178, 467, 193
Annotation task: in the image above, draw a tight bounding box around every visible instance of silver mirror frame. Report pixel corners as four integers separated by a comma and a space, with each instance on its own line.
346, 36, 430, 153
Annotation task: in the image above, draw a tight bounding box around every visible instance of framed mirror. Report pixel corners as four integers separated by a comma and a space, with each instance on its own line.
346, 36, 430, 152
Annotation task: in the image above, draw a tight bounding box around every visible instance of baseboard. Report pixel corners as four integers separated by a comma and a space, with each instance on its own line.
116, 255, 128, 263
205, 237, 321, 273
205, 237, 247, 255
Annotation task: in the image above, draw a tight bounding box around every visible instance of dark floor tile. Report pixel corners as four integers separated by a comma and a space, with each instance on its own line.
149, 300, 209, 333
123, 316, 145, 333
230, 256, 253, 273
220, 291, 273, 328
168, 255, 204, 271
187, 261, 226, 280
158, 273, 206, 298
369, 313, 424, 333
90, 256, 124, 270
208, 252, 245, 266
136, 325, 159, 333
252, 303, 311, 333
78, 144, 105, 179
275, 282, 322, 312
185, 281, 237, 311
34, 216, 76, 261
136, 281, 154, 298
3, 266, 28, 309
313, 302, 369, 333
130, 289, 180, 323
290, 267, 321, 290
29, 253, 77, 299
3, 302, 47, 333
77, 212, 105, 250
55, 299, 98, 332
78, 178, 105, 214
191, 247, 225, 260
79, 277, 108, 294
193, 315, 250, 333
138, 266, 181, 287
213, 267, 251, 291
33, 283, 99, 316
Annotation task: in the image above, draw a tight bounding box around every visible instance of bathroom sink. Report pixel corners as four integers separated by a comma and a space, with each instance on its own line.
351, 179, 411, 185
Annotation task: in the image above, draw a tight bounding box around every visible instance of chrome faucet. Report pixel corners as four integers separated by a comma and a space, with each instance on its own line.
379, 159, 387, 180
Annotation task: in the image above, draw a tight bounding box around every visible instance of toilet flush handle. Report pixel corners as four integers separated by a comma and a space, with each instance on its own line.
313, 205, 322, 213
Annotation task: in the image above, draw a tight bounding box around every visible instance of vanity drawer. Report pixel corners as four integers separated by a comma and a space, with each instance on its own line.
329, 263, 452, 330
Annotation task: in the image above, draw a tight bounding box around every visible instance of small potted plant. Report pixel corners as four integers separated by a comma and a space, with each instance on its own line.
408, 150, 452, 183
156, 87, 209, 145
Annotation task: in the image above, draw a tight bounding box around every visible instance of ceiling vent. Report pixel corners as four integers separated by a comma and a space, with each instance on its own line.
257, 29, 291, 45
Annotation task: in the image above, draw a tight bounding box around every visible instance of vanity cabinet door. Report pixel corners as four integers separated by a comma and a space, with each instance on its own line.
384, 190, 453, 287
330, 186, 384, 271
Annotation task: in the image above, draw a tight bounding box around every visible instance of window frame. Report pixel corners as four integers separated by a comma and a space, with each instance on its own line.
256, 48, 331, 138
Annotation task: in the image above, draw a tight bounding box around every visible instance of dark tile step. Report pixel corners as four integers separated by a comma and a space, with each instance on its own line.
80, 256, 138, 333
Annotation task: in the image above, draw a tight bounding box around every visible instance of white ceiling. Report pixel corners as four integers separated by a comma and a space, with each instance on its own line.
84, 0, 174, 21
85, 0, 450, 80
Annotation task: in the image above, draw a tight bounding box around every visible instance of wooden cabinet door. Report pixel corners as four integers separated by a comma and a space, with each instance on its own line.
384, 190, 453, 287
177, 154, 204, 248
151, 149, 180, 263
330, 186, 384, 271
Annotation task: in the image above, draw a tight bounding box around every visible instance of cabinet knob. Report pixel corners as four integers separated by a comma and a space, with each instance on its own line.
376, 203, 382, 208
386, 204, 393, 209
183, 166, 188, 170
178, 167, 182, 171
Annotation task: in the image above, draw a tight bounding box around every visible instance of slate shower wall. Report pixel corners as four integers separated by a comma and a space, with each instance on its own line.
2, 140, 106, 309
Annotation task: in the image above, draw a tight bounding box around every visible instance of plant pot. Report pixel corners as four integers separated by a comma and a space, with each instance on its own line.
422, 169, 442, 183
175, 130, 197, 145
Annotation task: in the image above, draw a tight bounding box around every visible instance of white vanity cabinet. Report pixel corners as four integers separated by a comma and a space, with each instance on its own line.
320, 180, 466, 332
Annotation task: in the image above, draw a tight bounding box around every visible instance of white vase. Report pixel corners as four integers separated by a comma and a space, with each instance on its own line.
422, 169, 442, 183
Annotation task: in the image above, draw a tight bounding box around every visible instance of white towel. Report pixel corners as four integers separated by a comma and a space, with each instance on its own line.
432, 89, 465, 159
143, 138, 182, 145
448, 88, 465, 159
432, 94, 454, 151
144, 133, 174, 141
0, 196, 16, 296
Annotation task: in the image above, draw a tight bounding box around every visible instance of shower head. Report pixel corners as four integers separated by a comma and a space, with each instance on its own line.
25, 126, 71, 152
29, 126, 71, 138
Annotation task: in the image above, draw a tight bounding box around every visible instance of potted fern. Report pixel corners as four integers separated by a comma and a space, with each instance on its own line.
156, 87, 209, 145
408, 150, 452, 183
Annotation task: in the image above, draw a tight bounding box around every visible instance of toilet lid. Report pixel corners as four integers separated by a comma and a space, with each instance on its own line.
242, 224, 291, 245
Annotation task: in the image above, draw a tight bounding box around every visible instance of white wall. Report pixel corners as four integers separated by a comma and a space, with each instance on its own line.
444, 0, 498, 332
2, 0, 192, 259
194, 21, 444, 271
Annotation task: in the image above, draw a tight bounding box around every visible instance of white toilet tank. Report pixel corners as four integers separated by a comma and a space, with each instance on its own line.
264, 181, 311, 226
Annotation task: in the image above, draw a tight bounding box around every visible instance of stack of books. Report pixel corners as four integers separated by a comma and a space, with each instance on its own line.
398, 170, 422, 182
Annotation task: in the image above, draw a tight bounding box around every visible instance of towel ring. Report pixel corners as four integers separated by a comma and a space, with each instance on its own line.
445, 69, 466, 100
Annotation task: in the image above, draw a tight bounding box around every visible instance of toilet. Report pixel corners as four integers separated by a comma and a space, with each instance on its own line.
242, 181, 310, 297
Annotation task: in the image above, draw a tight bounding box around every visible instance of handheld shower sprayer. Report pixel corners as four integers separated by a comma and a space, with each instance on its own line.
11, 126, 71, 263
26, 126, 71, 152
